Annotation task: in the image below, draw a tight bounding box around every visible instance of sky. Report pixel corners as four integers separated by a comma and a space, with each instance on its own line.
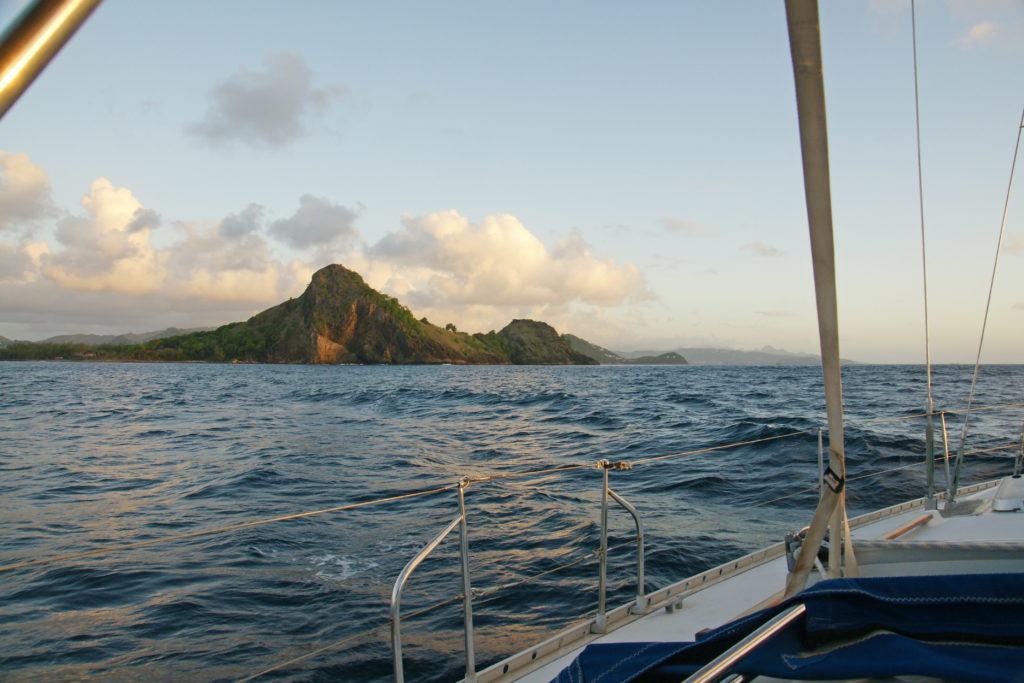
0, 0, 1021, 363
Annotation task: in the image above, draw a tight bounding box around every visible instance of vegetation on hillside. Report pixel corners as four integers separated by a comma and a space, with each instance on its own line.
1, 265, 596, 365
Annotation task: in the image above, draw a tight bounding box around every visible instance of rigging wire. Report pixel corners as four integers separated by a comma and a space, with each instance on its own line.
951, 105, 1024, 499
5, 401, 1022, 575
910, 0, 934, 416
241, 445, 1022, 682
910, 0, 939, 508
5, 419, 1013, 680
0, 484, 456, 574
238, 593, 464, 682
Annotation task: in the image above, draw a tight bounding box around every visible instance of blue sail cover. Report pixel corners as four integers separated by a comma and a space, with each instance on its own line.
554, 573, 1024, 683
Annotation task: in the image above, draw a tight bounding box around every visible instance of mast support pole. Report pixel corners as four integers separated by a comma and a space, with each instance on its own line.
783, 0, 849, 597
0, 0, 103, 119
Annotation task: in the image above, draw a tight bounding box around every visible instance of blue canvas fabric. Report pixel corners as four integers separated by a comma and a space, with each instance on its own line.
553, 573, 1024, 683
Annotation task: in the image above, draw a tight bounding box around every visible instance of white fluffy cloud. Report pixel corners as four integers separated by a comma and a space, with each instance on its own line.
43, 179, 165, 293
0, 151, 57, 232
187, 52, 346, 148
361, 209, 648, 331
0, 154, 648, 339
0, 170, 309, 327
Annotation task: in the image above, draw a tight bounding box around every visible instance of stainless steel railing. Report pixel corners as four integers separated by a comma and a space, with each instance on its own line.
390, 478, 476, 683
389, 462, 647, 679
593, 460, 646, 633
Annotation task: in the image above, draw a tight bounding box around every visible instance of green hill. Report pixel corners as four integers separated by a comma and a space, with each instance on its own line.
562, 334, 625, 363
0, 264, 595, 365
499, 321, 597, 365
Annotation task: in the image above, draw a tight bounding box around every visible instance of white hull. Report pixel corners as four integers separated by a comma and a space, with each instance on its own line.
478, 477, 1023, 682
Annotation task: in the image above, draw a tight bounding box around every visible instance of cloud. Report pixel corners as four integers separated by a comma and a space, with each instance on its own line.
1014, 302, 1024, 311
743, 241, 783, 257
1003, 237, 1024, 254
220, 203, 265, 239
1, 173, 307, 309
957, 21, 1001, 46
164, 219, 288, 302
42, 179, 165, 292
0, 242, 34, 282
269, 195, 360, 249
364, 210, 648, 323
126, 208, 161, 234
661, 216, 712, 236
186, 52, 346, 148
0, 151, 58, 232
0, 155, 649, 339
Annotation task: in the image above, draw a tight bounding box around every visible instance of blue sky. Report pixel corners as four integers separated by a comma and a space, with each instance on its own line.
0, 0, 1021, 362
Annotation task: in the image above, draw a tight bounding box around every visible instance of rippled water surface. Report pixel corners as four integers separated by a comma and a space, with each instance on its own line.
1, 362, 1021, 681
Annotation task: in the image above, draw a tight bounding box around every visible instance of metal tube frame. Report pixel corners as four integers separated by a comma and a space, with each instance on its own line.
1014, 422, 1024, 478
817, 427, 824, 499
925, 405, 936, 508
608, 488, 646, 615
683, 603, 807, 683
457, 480, 477, 682
594, 466, 610, 633
940, 412, 953, 501
390, 480, 476, 683
389, 463, 651, 678
593, 460, 646, 633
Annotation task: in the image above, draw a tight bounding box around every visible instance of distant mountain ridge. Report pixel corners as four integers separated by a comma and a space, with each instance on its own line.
563, 334, 689, 365
564, 337, 854, 366
4, 267, 853, 365
40, 327, 213, 346
619, 346, 857, 365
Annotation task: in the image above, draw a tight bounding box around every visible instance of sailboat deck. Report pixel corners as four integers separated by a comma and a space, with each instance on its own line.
479, 478, 1024, 682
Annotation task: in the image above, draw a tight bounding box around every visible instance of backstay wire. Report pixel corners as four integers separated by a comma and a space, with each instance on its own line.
910, 0, 942, 508
951, 104, 1024, 499
910, 0, 935, 426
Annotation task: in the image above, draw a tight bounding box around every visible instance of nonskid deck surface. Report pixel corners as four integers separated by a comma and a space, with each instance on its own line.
479, 479, 1022, 682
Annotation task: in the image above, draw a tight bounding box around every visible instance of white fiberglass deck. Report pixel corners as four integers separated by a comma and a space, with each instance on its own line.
476, 478, 1024, 682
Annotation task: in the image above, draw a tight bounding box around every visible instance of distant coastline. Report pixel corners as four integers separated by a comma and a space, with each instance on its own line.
0, 264, 862, 366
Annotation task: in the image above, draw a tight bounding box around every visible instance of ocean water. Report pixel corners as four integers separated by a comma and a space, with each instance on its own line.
0, 362, 1021, 681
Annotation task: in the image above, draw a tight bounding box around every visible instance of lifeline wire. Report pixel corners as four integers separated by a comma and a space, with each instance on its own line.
6, 402, 1021, 575
243, 442, 1014, 680
952, 105, 1024, 497
239, 594, 464, 682
0, 484, 455, 573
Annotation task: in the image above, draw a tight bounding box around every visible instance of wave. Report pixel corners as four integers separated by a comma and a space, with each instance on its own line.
1, 362, 1021, 681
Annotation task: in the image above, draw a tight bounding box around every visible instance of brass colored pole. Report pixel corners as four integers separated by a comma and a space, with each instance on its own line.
0, 0, 102, 119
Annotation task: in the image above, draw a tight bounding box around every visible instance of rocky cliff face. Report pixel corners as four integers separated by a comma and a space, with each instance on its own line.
242, 264, 506, 364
